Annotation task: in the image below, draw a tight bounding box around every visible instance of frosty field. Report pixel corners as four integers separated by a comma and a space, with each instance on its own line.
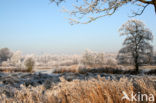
0, 72, 156, 103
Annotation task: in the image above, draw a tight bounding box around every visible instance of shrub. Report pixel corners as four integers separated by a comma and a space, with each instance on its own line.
24, 57, 35, 72
105, 58, 117, 66
81, 49, 96, 66
81, 50, 117, 68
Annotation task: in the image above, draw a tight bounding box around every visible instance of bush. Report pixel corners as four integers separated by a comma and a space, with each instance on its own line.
105, 58, 117, 66
24, 57, 35, 72
81, 49, 96, 66
81, 49, 117, 68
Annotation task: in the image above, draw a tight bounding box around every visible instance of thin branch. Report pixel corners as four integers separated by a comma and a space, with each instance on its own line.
131, 4, 149, 17
68, 7, 118, 25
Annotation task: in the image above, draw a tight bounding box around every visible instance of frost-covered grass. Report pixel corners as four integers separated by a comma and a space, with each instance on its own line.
0, 73, 156, 103
53, 65, 123, 73
52, 65, 156, 75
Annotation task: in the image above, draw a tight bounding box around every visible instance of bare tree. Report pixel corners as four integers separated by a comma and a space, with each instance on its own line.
0, 48, 13, 65
51, 0, 156, 24
117, 19, 153, 72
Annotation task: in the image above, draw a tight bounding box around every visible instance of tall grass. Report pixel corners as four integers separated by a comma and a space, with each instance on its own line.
0, 76, 155, 103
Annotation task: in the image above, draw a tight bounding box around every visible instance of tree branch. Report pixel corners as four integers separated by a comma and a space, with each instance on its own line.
138, 0, 153, 4
131, 4, 149, 17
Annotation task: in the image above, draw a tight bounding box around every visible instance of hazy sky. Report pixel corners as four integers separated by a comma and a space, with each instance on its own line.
0, 0, 156, 54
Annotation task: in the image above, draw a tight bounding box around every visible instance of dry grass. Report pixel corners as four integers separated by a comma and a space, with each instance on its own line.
0, 76, 156, 103
53, 65, 123, 73
0, 69, 29, 73
53, 64, 156, 75
141, 65, 156, 69
53, 65, 141, 75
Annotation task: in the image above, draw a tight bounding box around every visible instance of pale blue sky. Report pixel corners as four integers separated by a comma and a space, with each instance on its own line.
0, 0, 156, 54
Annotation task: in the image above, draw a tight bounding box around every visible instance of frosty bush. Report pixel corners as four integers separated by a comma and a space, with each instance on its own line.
81, 49, 117, 67
95, 53, 105, 66
9, 51, 24, 69
24, 57, 35, 72
81, 49, 96, 66
1, 61, 9, 67
106, 58, 117, 66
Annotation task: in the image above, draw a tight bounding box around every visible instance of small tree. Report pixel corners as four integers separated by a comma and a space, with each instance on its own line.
24, 57, 35, 72
95, 53, 105, 66
10, 51, 22, 67
117, 19, 153, 72
81, 49, 95, 66
0, 48, 13, 65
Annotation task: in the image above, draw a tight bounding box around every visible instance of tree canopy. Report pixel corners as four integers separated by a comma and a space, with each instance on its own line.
51, 0, 156, 24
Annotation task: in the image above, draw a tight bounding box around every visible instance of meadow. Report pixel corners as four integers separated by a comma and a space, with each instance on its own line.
0, 50, 156, 103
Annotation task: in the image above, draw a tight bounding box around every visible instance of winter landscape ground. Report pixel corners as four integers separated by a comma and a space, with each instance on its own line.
0, 50, 156, 103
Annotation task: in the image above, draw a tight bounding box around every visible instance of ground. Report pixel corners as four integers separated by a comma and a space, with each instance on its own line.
0, 70, 156, 103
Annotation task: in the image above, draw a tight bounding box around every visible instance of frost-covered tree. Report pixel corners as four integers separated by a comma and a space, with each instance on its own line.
81, 49, 96, 66
51, 0, 156, 24
81, 49, 117, 67
10, 51, 22, 66
0, 48, 13, 65
95, 53, 105, 66
117, 19, 153, 72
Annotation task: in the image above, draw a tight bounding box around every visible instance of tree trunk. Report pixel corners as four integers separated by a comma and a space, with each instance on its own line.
134, 54, 139, 72
135, 63, 139, 72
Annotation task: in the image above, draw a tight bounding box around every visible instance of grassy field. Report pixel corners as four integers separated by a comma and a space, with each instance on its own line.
0, 74, 156, 103
0, 52, 155, 103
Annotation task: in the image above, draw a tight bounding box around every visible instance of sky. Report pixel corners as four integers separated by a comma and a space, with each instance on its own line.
0, 0, 156, 54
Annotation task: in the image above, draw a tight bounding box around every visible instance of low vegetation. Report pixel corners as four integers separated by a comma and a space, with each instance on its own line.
24, 57, 35, 72
0, 48, 156, 102
0, 75, 156, 103
53, 65, 156, 75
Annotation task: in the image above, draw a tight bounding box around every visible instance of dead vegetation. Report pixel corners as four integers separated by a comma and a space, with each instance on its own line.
53, 65, 156, 75
0, 76, 156, 103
